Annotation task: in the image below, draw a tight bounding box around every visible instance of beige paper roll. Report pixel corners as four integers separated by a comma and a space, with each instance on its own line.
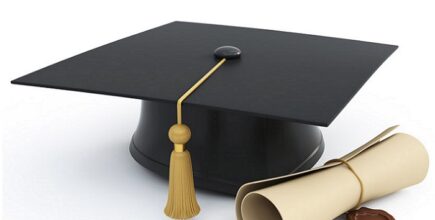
236, 127, 429, 220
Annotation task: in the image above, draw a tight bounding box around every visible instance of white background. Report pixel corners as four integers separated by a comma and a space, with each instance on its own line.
1, 0, 434, 219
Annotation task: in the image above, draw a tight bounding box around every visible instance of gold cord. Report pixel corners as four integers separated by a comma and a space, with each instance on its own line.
177, 58, 226, 124
325, 159, 365, 210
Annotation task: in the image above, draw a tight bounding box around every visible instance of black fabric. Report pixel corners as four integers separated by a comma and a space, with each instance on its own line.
12, 21, 397, 126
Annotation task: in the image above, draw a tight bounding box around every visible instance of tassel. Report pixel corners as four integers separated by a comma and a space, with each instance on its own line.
164, 58, 226, 218
164, 124, 200, 219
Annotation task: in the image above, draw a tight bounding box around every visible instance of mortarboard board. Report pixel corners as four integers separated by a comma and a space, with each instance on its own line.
12, 21, 397, 218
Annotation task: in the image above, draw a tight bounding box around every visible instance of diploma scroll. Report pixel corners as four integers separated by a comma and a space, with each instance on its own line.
235, 126, 429, 220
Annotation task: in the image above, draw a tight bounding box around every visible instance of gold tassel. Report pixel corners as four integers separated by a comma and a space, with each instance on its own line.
164, 59, 226, 218
164, 124, 200, 219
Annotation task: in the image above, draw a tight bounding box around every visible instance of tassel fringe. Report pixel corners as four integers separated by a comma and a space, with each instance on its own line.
164, 150, 200, 219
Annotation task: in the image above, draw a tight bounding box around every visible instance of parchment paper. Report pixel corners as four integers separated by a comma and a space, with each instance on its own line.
235, 126, 429, 220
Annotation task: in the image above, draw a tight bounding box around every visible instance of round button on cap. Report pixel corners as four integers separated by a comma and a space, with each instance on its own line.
214, 46, 241, 60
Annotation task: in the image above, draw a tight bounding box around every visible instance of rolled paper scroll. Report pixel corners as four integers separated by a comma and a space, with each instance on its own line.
235, 126, 429, 220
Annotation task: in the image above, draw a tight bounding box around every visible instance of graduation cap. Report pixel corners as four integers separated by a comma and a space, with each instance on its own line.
12, 21, 397, 219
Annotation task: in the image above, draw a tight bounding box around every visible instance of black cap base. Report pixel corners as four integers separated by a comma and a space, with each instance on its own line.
129, 100, 324, 195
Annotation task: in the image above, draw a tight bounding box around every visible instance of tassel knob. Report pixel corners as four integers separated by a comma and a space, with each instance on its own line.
168, 124, 191, 152
164, 124, 200, 219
